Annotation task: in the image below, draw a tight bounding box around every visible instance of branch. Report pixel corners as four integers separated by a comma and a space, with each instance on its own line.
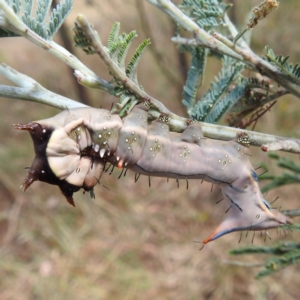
73, 15, 300, 153
213, 32, 300, 98
147, 0, 300, 98
73, 14, 187, 125
1, 62, 300, 154
0, 63, 86, 110
1, 3, 300, 153
0, 0, 114, 94
147, 0, 242, 60
261, 140, 300, 153
171, 36, 204, 47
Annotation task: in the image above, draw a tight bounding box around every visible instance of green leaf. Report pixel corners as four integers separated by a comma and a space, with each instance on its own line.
107, 22, 120, 50
265, 45, 300, 84
230, 242, 300, 256
47, 0, 73, 38
117, 31, 137, 71
190, 56, 244, 122
73, 21, 150, 110
2, 0, 73, 40
260, 173, 300, 193
5, 0, 22, 14
230, 242, 300, 279
205, 82, 247, 123
259, 154, 300, 193
108, 33, 126, 61
36, 0, 52, 23
180, 0, 231, 31
182, 46, 207, 111
126, 39, 151, 85
25, 0, 34, 16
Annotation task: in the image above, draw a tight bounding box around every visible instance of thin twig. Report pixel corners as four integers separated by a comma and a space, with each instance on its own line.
223, 13, 251, 50
228, 90, 289, 128
249, 102, 277, 130
0, 63, 87, 109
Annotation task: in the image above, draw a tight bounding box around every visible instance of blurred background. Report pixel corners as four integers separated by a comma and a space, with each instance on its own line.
0, 0, 300, 299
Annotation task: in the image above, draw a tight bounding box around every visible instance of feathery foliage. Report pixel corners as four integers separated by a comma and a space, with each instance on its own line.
265, 46, 300, 84
126, 39, 151, 85
259, 153, 300, 193
204, 81, 247, 123
73, 21, 151, 113
5, 0, 22, 14
72, 22, 92, 53
189, 56, 244, 122
116, 31, 137, 71
107, 22, 120, 49
36, 0, 51, 23
230, 241, 300, 279
22, 0, 34, 24
179, 0, 231, 31
48, 0, 73, 37
105, 23, 151, 111
105, 23, 151, 79
2, 0, 73, 39
181, 46, 207, 112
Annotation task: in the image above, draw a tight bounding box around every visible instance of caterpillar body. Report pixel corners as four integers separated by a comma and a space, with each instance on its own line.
14, 104, 293, 243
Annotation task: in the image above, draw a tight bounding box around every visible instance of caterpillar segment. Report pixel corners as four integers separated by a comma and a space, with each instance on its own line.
13, 106, 293, 242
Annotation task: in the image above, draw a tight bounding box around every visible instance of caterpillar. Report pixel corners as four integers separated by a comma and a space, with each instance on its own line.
13, 104, 293, 243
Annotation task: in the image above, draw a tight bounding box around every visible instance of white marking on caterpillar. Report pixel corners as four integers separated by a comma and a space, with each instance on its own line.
100, 148, 105, 158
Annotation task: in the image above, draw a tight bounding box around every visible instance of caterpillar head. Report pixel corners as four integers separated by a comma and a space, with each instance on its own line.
13, 122, 82, 206
13, 109, 107, 206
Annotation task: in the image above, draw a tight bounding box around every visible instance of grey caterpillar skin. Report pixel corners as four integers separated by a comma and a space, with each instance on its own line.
14, 105, 293, 243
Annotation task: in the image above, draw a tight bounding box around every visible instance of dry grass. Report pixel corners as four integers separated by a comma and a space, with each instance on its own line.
0, 1, 300, 299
